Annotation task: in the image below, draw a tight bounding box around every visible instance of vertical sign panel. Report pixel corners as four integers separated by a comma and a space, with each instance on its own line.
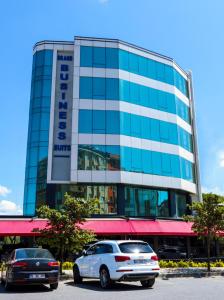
51, 51, 73, 180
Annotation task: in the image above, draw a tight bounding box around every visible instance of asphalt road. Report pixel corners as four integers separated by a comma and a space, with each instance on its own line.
0, 277, 223, 300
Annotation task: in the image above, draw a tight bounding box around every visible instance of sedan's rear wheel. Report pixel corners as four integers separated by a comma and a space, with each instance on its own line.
140, 278, 155, 288
4, 279, 12, 291
50, 282, 58, 290
99, 267, 112, 289
73, 265, 83, 284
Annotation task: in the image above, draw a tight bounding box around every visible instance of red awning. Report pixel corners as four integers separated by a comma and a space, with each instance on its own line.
0, 218, 196, 237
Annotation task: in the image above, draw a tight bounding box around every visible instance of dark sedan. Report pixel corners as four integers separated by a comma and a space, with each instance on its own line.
0, 248, 59, 290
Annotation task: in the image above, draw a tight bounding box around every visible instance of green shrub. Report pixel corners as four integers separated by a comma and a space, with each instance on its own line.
62, 262, 74, 270
159, 260, 224, 268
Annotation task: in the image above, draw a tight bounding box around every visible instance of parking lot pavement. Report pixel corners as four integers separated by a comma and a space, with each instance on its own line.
0, 277, 223, 300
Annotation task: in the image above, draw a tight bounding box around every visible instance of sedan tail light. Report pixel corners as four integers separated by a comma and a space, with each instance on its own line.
115, 255, 130, 262
12, 261, 28, 268
151, 255, 159, 261
48, 261, 60, 267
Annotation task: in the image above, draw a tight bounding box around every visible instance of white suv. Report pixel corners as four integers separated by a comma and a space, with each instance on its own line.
73, 240, 160, 289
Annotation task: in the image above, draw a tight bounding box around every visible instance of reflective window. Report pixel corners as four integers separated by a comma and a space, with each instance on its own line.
176, 193, 187, 217
24, 49, 53, 216
80, 46, 188, 96
125, 186, 169, 217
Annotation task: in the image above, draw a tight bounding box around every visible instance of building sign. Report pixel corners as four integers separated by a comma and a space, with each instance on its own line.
51, 51, 73, 180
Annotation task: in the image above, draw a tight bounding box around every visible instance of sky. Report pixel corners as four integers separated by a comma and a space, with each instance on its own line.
0, 0, 224, 215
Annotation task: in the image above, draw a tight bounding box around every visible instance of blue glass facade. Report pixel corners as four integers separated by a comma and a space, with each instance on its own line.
23, 50, 53, 216
80, 77, 190, 123
78, 110, 192, 152
80, 46, 189, 97
23, 38, 198, 219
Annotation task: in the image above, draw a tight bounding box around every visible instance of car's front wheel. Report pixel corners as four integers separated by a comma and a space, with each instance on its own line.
50, 282, 58, 290
99, 267, 112, 289
140, 278, 155, 288
73, 265, 83, 284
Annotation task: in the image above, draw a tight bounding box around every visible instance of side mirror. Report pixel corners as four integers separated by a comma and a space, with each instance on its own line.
82, 250, 87, 256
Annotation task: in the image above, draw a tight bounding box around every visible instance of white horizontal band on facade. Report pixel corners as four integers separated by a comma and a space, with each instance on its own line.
78, 99, 192, 134
69, 170, 196, 194
33, 43, 74, 54
77, 134, 194, 163
79, 67, 190, 107
75, 38, 188, 81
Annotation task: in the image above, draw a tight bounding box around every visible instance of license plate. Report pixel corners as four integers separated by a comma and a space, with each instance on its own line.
29, 274, 45, 279
134, 259, 151, 264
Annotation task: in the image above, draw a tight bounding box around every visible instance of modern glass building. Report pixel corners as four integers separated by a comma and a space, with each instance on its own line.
23, 36, 201, 218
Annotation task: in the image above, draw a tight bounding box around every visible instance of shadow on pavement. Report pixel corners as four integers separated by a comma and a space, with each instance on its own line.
0, 283, 52, 294
65, 280, 153, 292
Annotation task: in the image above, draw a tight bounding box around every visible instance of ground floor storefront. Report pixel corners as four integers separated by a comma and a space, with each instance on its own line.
0, 218, 223, 260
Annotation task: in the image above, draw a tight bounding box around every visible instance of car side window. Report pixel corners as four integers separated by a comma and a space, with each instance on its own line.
95, 244, 113, 255
86, 245, 96, 255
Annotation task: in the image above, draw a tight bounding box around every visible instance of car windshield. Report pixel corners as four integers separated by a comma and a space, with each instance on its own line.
119, 242, 153, 254
15, 249, 54, 259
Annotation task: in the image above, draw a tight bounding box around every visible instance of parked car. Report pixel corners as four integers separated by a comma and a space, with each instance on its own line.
73, 240, 160, 289
157, 246, 187, 260
0, 248, 59, 290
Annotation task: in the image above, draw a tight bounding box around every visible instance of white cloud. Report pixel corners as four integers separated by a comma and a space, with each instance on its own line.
0, 185, 11, 197
201, 186, 224, 196
0, 200, 22, 215
218, 151, 224, 168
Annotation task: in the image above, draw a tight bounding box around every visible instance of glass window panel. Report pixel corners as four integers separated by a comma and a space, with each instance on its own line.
91, 145, 106, 170
152, 152, 161, 175
29, 148, 38, 167
150, 119, 160, 141
79, 110, 92, 133
161, 153, 171, 175
164, 65, 174, 85
130, 82, 139, 103
149, 88, 158, 109
80, 77, 92, 99
39, 131, 49, 142
142, 149, 152, 173
78, 145, 92, 170
119, 80, 129, 101
120, 112, 130, 136
35, 51, 44, 66
139, 56, 148, 77
34, 80, 42, 98
42, 80, 52, 97
93, 47, 105, 67
106, 145, 120, 170
139, 85, 149, 107
121, 146, 132, 171
141, 117, 150, 139
93, 78, 105, 99
43, 66, 52, 76
31, 113, 41, 131
106, 111, 119, 134
38, 147, 48, 160
28, 166, 37, 179
176, 193, 187, 217
119, 50, 129, 71
106, 78, 119, 100
131, 148, 142, 171
41, 97, 51, 108
40, 113, 49, 131
44, 50, 53, 66
160, 121, 169, 142
93, 110, 105, 133
131, 114, 141, 137
106, 48, 118, 68
30, 131, 39, 143
80, 46, 93, 67
158, 91, 167, 110
157, 191, 169, 217
129, 53, 139, 73
156, 62, 165, 81
171, 156, 181, 178
148, 59, 156, 79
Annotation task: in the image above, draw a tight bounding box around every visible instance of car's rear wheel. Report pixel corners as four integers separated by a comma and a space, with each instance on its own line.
99, 267, 112, 289
4, 278, 12, 291
50, 282, 58, 290
140, 278, 155, 288
73, 265, 83, 284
